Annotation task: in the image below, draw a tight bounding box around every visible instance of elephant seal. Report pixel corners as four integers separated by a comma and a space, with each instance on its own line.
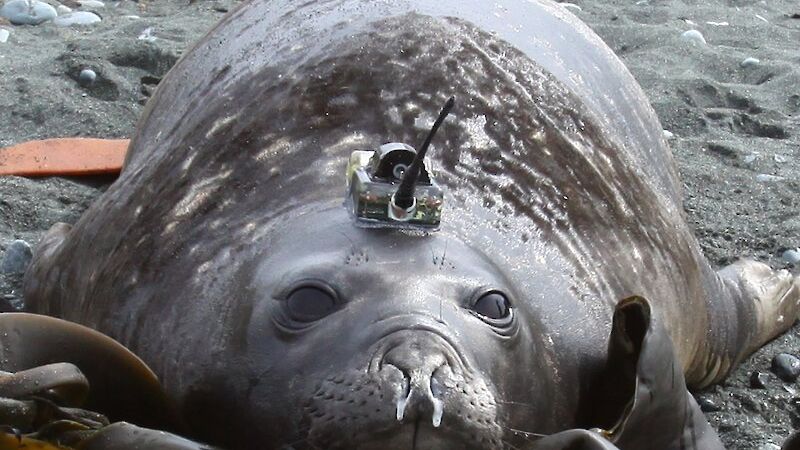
21, 0, 800, 448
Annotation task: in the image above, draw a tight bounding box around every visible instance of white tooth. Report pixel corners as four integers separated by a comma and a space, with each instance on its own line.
431, 397, 444, 427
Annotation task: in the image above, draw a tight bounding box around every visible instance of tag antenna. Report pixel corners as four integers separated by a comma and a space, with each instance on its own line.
392, 96, 455, 209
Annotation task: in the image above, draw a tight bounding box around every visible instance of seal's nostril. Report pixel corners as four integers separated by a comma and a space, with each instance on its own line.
384, 361, 412, 385
381, 342, 447, 381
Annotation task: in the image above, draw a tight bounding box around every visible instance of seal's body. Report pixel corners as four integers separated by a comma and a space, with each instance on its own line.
23, 0, 799, 448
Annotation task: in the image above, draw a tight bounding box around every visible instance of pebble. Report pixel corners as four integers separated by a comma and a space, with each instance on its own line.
53, 10, 101, 26
681, 29, 707, 45
662, 129, 675, 139
78, 0, 104, 7
56, 5, 71, 14
755, 173, 784, 183
750, 370, 768, 389
771, 353, 800, 382
78, 68, 96, 86
717, 421, 735, 432
0, 28, 8, 43
743, 152, 760, 164
1, 240, 33, 274
741, 57, 760, 67
783, 248, 800, 265
0, 0, 57, 25
138, 26, 156, 41
741, 396, 763, 413
696, 396, 720, 412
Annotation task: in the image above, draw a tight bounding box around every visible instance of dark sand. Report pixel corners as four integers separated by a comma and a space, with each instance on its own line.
0, 0, 798, 448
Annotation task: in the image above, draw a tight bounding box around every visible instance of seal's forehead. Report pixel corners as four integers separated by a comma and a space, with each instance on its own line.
257, 206, 506, 280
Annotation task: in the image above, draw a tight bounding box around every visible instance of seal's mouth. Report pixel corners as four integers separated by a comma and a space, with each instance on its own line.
359, 421, 485, 450
299, 420, 494, 450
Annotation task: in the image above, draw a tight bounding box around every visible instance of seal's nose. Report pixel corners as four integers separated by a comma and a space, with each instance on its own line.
381, 338, 452, 427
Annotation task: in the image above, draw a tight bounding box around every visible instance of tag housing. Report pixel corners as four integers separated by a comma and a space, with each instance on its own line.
345, 143, 443, 229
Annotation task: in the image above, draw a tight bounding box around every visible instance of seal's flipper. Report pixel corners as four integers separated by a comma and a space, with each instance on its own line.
718, 260, 800, 355
0, 313, 183, 433
586, 297, 724, 450
687, 259, 800, 387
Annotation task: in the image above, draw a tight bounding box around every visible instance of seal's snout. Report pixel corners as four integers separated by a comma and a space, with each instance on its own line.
381, 339, 449, 427
304, 329, 504, 448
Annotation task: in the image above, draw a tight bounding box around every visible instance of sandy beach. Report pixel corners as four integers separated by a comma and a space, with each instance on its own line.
0, 0, 798, 448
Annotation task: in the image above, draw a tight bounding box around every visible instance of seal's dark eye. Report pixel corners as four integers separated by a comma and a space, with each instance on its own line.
286, 286, 336, 322
473, 292, 510, 320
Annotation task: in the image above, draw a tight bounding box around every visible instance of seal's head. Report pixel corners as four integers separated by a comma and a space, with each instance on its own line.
164, 92, 578, 449
229, 205, 560, 449
200, 99, 560, 448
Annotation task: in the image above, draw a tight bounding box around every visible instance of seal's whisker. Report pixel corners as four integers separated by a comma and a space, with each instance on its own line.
497, 424, 547, 440
495, 400, 537, 408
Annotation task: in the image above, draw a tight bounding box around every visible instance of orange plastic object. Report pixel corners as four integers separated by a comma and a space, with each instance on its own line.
0, 138, 129, 177
0, 432, 70, 449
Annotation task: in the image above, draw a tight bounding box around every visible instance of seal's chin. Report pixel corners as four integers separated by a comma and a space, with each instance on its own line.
312, 422, 494, 450
302, 397, 504, 449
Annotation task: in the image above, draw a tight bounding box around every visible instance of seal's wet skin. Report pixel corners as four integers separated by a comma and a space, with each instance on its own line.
8, 0, 800, 449
242, 209, 548, 449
